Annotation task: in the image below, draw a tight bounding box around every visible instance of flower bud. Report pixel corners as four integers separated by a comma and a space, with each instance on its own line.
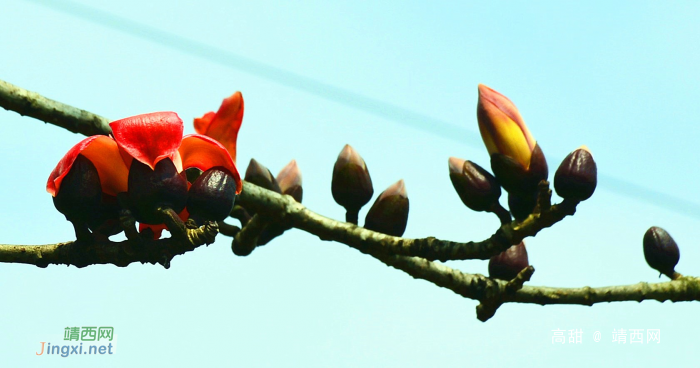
52, 154, 103, 225
488, 242, 529, 281
449, 157, 501, 212
331, 144, 373, 214
490, 143, 548, 196
245, 158, 281, 193
477, 84, 548, 195
477, 84, 535, 168
257, 160, 303, 246
554, 146, 597, 201
643, 226, 680, 277
364, 180, 409, 237
277, 159, 303, 203
187, 167, 238, 223
508, 192, 537, 221
127, 158, 188, 224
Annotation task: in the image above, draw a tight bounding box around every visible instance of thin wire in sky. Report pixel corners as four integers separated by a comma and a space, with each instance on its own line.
23, 0, 700, 220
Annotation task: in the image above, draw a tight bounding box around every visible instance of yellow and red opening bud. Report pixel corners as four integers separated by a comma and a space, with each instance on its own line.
477, 84, 536, 170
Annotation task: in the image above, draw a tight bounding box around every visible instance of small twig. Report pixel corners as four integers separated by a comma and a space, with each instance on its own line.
345, 210, 359, 225
232, 214, 273, 256
535, 180, 553, 213
159, 207, 188, 240
476, 266, 536, 322
230, 205, 252, 226
217, 221, 241, 237
490, 203, 512, 225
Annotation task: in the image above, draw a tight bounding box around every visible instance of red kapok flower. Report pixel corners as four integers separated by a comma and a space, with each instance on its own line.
48, 111, 242, 237
194, 92, 244, 163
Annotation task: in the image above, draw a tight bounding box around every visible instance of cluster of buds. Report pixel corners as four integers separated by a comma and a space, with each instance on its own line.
445, 84, 600, 282
242, 159, 303, 245
331, 145, 409, 236
48, 112, 241, 239
449, 84, 598, 223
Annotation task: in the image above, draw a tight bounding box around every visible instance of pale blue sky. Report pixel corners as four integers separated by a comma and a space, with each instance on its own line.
0, 0, 697, 366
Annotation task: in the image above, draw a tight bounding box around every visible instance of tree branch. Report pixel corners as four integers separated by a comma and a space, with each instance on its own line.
1, 77, 698, 321
0, 221, 218, 268
237, 180, 576, 261
0, 79, 112, 136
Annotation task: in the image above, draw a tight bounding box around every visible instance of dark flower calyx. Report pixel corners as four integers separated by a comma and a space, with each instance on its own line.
127, 158, 188, 224
187, 166, 238, 223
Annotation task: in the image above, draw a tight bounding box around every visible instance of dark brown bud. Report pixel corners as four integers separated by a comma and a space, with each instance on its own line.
490, 143, 548, 196
364, 180, 409, 237
643, 226, 680, 277
277, 159, 303, 203
508, 192, 537, 221
331, 144, 373, 215
257, 160, 303, 245
187, 167, 238, 223
488, 242, 529, 281
554, 146, 597, 201
449, 157, 501, 212
127, 158, 188, 224
245, 158, 281, 193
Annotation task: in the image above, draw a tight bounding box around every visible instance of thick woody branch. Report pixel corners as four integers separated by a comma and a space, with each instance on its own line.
357, 250, 700, 321
237, 181, 575, 261
0, 211, 218, 268
0, 79, 111, 136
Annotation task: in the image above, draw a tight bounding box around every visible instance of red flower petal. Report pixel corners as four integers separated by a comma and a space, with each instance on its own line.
179, 134, 242, 193
195, 92, 243, 162
194, 111, 215, 135
110, 112, 184, 169
47, 136, 129, 197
